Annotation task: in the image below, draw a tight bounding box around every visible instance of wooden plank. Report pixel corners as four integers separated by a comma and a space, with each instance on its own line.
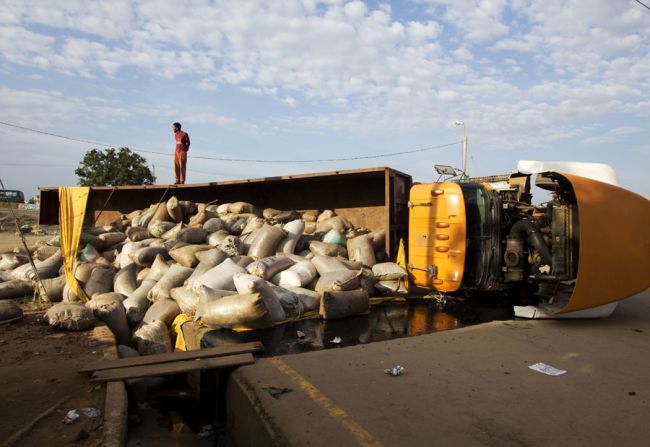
79, 341, 263, 374
90, 353, 254, 382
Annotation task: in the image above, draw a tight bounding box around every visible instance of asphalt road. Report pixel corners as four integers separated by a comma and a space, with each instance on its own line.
228, 289, 650, 446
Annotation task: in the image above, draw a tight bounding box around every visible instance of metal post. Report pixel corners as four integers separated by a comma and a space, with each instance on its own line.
454, 120, 468, 179
462, 134, 468, 179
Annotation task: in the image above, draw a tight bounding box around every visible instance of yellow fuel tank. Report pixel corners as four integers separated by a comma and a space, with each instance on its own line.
408, 183, 466, 292
558, 174, 650, 313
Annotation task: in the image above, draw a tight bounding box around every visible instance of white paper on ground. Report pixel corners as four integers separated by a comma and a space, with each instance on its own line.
528, 362, 567, 376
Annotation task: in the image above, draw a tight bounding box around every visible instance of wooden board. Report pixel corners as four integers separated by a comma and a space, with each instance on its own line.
79, 341, 263, 374
90, 353, 254, 382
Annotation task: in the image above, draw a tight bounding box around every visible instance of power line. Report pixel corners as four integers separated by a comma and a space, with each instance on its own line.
0, 120, 115, 148
0, 120, 461, 163
635, 0, 650, 11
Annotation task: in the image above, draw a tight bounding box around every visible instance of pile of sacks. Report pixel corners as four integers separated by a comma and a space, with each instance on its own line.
0, 198, 407, 355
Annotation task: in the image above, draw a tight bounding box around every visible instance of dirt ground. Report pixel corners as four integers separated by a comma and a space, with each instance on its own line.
0, 310, 112, 446
0, 225, 113, 446
0, 206, 39, 230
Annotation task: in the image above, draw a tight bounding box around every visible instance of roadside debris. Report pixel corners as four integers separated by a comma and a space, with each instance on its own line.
528, 362, 566, 376
197, 425, 215, 439
384, 365, 405, 376
296, 330, 306, 339
330, 336, 342, 344
63, 409, 80, 424
80, 407, 101, 418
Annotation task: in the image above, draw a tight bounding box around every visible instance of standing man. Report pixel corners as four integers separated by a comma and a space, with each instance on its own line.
173, 122, 190, 184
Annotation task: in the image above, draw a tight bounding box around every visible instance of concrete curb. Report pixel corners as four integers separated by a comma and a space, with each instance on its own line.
92, 324, 128, 447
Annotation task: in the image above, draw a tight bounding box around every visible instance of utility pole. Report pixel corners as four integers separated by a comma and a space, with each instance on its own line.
454, 120, 468, 179
462, 133, 468, 179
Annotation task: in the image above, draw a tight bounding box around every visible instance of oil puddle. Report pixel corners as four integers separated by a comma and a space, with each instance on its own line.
198, 298, 514, 356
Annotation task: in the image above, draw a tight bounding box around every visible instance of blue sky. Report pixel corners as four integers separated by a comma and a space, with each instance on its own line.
1, 0, 649, 199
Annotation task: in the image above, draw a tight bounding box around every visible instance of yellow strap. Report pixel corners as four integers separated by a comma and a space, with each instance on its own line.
58, 187, 91, 303
395, 238, 410, 293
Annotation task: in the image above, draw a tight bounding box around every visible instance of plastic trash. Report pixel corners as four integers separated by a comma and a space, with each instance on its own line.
528, 362, 567, 376
330, 336, 342, 344
197, 425, 215, 439
63, 409, 80, 424
81, 407, 101, 418
384, 365, 405, 376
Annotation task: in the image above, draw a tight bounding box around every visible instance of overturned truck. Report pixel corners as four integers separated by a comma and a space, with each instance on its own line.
30, 162, 650, 351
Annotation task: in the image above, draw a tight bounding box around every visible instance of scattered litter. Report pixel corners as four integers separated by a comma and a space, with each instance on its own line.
384, 365, 405, 376
263, 386, 292, 399
296, 330, 306, 339
81, 407, 101, 418
330, 336, 342, 344
63, 409, 80, 424
197, 425, 215, 439
528, 362, 566, 376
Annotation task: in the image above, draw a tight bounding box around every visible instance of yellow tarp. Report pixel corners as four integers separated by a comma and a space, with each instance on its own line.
171, 313, 194, 351
59, 186, 91, 303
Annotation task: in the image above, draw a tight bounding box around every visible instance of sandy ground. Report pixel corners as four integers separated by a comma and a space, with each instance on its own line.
0, 207, 57, 252
0, 225, 113, 446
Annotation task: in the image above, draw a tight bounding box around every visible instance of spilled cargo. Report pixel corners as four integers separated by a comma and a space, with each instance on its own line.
2, 183, 413, 364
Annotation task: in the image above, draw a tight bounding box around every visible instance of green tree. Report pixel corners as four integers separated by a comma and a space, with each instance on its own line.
75, 147, 156, 186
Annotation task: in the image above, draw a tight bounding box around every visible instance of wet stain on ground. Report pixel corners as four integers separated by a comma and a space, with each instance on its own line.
199, 298, 514, 356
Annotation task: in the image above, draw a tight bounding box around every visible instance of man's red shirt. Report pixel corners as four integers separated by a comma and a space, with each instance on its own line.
175, 130, 190, 152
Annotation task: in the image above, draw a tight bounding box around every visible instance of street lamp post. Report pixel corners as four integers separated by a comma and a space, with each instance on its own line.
454, 120, 468, 179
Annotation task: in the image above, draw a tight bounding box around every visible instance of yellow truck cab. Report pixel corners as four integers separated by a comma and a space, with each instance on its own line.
407, 161, 650, 318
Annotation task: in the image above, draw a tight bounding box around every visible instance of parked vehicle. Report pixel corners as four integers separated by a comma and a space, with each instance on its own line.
0, 190, 24, 203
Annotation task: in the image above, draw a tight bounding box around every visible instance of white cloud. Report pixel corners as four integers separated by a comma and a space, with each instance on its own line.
0, 86, 135, 130
282, 96, 298, 107
0, 25, 55, 68
0, 1, 648, 198
452, 46, 473, 62
418, 0, 509, 43
580, 126, 645, 145
0, 87, 88, 126
197, 79, 218, 91
607, 126, 643, 136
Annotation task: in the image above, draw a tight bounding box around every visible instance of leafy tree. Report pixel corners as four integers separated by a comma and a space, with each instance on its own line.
75, 147, 156, 186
